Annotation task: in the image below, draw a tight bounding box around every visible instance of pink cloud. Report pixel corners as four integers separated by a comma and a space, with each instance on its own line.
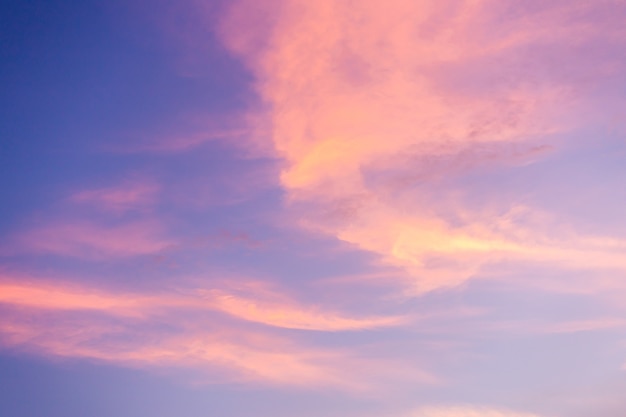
217, 0, 626, 293
0, 281, 153, 316
0, 276, 420, 388
70, 180, 160, 213
0, 278, 407, 331
0, 313, 353, 388
15, 220, 173, 259
200, 284, 407, 331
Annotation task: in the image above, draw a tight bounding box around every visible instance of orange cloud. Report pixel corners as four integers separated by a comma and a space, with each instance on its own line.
218, 0, 626, 293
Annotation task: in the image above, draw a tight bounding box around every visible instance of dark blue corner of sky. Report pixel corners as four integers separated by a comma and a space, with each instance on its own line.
0, 0, 251, 234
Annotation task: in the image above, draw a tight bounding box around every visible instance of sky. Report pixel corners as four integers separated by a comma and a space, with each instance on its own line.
1, 0, 626, 416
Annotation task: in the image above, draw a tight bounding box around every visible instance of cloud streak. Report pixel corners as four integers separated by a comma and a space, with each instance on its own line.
408, 405, 546, 417
0, 275, 412, 388
14, 220, 174, 259
70, 180, 160, 213
0, 278, 404, 331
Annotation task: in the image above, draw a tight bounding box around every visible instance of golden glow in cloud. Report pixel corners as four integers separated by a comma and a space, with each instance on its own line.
219, 0, 626, 293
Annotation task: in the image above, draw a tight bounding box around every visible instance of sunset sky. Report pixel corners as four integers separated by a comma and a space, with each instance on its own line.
2, 1, 626, 416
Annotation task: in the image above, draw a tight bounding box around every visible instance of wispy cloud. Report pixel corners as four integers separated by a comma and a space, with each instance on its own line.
0, 278, 406, 331
14, 220, 173, 259
0, 275, 413, 388
200, 284, 407, 331
113, 128, 252, 154
70, 180, 160, 213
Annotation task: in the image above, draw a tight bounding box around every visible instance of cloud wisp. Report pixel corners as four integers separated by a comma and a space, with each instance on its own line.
408, 405, 547, 417
13, 220, 174, 260
70, 180, 160, 214
0, 275, 411, 389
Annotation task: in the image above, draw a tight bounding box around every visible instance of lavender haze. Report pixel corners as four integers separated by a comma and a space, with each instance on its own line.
2, 1, 626, 416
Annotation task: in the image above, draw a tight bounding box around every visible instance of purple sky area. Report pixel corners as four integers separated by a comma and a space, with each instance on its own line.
2, 1, 626, 416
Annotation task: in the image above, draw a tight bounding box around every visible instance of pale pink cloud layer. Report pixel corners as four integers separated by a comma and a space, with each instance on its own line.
0, 315, 349, 387
201, 286, 406, 331
0, 276, 415, 388
219, 0, 626, 293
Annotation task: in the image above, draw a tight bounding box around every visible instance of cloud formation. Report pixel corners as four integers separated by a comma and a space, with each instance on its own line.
219, 0, 626, 293
2, 1, 626, 415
